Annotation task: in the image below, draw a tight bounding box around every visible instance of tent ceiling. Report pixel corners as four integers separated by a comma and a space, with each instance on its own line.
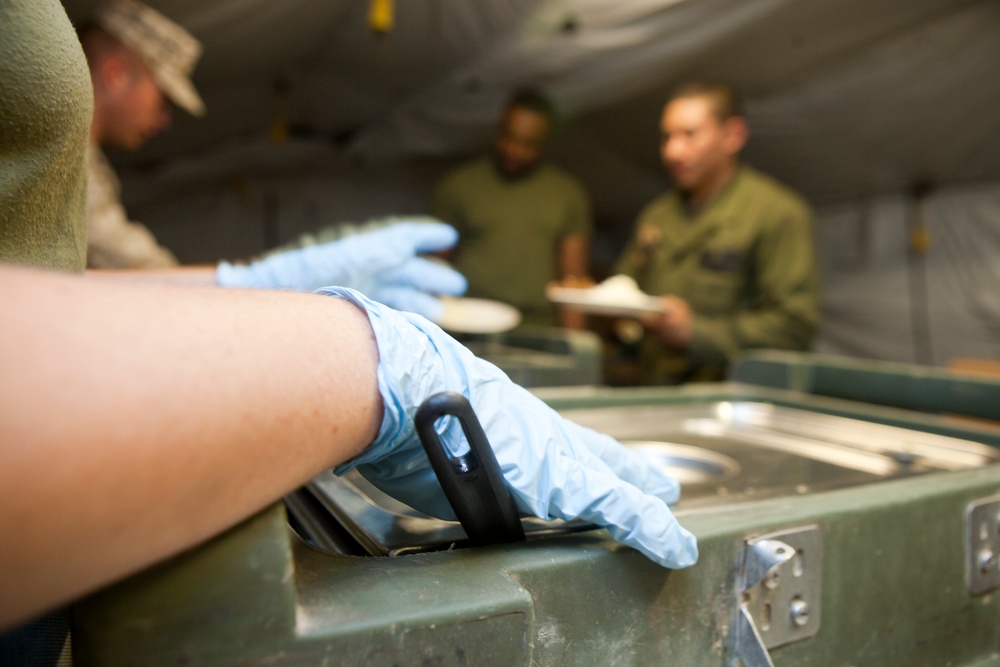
63, 0, 1000, 207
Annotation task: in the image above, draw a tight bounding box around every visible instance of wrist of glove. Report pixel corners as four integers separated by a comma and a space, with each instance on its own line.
318, 286, 698, 569
216, 220, 466, 321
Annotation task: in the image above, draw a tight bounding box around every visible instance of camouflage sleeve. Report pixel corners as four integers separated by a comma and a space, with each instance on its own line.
86, 154, 178, 269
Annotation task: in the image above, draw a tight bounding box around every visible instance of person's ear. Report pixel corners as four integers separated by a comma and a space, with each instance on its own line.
97, 54, 132, 95
723, 116, 748, 155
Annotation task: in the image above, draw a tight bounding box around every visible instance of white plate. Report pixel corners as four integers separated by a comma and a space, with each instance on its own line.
546, 285, 666, 318
437, 297, 522, 333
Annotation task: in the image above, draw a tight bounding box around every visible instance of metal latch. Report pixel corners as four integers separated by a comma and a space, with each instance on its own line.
733, 525, 823, 667
966, 493, 1000, 596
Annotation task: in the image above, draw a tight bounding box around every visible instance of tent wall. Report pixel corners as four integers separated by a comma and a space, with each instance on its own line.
814, 181, 1000, 366
66, 0, 1000, 369
129, 156, 1000, 368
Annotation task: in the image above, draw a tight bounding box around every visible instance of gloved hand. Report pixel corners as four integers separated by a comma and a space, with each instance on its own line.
216, 220, 467, 322
318, 287, 698, 569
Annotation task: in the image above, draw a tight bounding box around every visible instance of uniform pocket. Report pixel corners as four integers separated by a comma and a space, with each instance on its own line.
700, 248, 743, 272
687, 269, 742, 314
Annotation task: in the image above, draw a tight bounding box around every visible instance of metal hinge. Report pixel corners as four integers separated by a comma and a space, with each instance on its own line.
732, 525, 823, 667
967, 493, 1000, 596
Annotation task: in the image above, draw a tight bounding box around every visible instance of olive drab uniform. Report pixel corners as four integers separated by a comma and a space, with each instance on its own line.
433, 156, 592, 327
0, 1, 93, 660
0, 0, 92, 273
614, 166, 820, 384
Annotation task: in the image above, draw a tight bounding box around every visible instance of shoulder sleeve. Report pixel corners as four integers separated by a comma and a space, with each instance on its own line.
86, 156, 178, 269
751, 193, 820, 335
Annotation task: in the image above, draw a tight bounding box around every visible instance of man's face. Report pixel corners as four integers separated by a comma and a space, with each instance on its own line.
102, 59, 173, 150
493, 105, 551, 178
660, 96, 744, 194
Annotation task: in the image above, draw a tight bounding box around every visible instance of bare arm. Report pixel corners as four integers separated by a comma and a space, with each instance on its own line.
557, 234, 591, 329
558, 233, 589, 281
0, 264, 382, 628
640, 295, 695, 349
86, 264, 219, 286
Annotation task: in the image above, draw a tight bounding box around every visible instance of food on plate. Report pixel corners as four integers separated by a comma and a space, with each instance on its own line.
584, 275, 652, 308
546, 274, 667, 317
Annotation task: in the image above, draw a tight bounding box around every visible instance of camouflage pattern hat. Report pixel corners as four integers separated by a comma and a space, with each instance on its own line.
96, 0, 205, 116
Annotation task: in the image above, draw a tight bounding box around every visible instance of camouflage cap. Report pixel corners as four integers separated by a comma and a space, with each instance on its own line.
96, 0, 205, 116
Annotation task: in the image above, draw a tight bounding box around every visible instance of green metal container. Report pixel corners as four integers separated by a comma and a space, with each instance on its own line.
72, 353, 1000, 666
453, 326, 603, 388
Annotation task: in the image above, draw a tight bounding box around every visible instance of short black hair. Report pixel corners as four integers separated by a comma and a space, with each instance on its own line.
668, 80, 744, 121
506, 87, 556, 120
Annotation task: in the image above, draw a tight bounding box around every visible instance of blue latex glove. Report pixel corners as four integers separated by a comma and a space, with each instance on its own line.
318, 287, 698, 569
216, 220, 466, 321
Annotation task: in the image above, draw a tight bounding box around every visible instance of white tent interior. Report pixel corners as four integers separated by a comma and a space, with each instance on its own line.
62, 0, 1000, 368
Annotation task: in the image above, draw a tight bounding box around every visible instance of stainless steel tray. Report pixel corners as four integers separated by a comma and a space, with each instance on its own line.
301, 401, 999, 555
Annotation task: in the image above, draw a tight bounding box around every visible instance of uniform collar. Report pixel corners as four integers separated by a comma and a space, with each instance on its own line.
660, 165, 747, 259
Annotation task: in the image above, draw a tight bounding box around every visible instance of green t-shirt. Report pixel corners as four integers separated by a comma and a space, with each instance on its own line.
0, 0, 93, 659
0, 0, 93, 273
433, 157, 592, 326
614, 166, 820, 384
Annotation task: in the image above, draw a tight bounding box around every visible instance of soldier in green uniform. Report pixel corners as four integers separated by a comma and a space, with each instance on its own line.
82, 0, 205, 269
433, 89, 593, 328
614, 81, 820, 384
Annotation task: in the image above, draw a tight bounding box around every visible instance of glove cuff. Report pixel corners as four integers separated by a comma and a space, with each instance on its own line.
317, 287, 416, 474
215, 260, 255, 288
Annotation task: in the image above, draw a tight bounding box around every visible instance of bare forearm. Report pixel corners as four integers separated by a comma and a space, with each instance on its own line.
558, 234, 590, 281
86, 264, 220, 287
556, 236, 592, 329
0, 264, 381, 627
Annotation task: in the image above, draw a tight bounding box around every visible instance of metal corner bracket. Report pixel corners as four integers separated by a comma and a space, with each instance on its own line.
966, 493, 1000, 596
732, 524, 823, 667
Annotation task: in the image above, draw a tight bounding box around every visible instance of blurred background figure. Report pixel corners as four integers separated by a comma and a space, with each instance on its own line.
433, 89, 593, 329
613, 81, 820, 384
81, 0, 204, 269
78, 0, 466, 325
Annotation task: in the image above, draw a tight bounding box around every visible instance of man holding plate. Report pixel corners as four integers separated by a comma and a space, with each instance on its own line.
612, 81, 820, 384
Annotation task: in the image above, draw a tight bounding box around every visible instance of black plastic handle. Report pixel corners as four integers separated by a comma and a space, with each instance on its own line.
415, 392, 526, 545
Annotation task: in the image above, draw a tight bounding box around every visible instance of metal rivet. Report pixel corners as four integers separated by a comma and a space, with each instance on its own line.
790, 599, 809, 627
979, 549, 997, 575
